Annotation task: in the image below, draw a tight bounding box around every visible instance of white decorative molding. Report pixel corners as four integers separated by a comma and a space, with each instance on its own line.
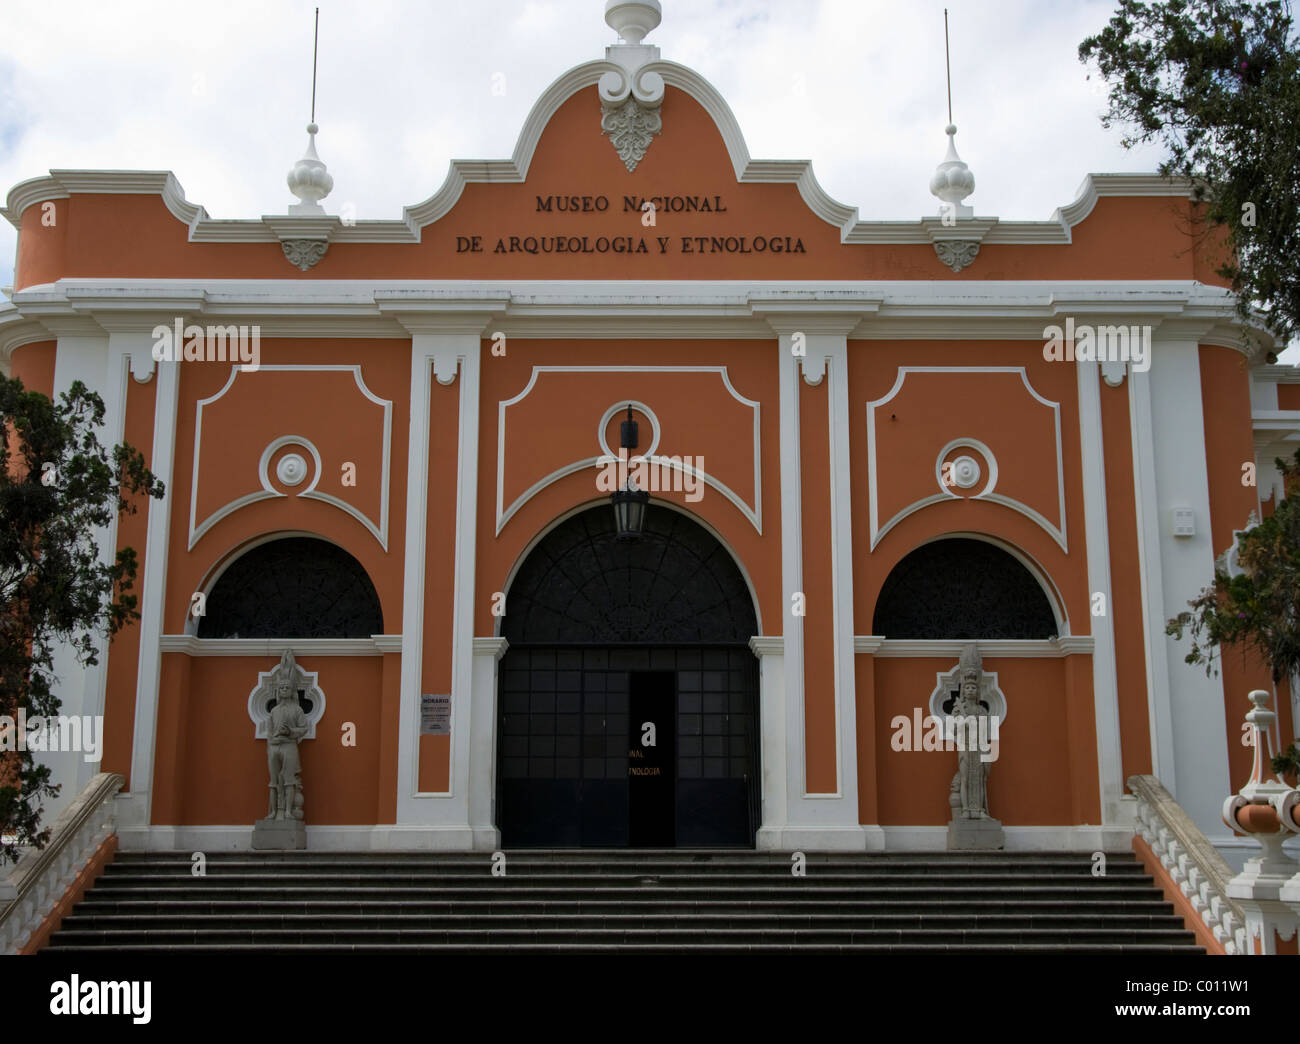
596, 400, 661, 460
1100, 358, 1128, 387
934, 240, 980, 273
927, 655, 1008, 726
866, 367, 1067, 551
246, 651, 325, 741
4, 279, 1253, 348
276, 451, 309, 486
258, 435, 321, 493
869, 637, 1093, 658
433, 351, 460, 385
935, 438, 996, 496
748, 636, 784, 657
1077, 359, 1126, 826
188, 365, 392, 550
160, 635, 396, 656
945, 453, 981, 489
471, 636, 510, 661
800, 351, 826, 386
601, 97, 661, 171
280, 239, 329, 271
126, 351, 180, 830
0, 304, 56, 374
495, 366, 761, 534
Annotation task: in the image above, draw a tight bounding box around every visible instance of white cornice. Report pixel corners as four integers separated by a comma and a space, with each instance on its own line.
471, 637, 510, 660
748, 636, 784, 657
1255, 364, 1300, 384
0, 303, 55, 369
869, 637, 1095, 658
3, 278, 1261, 346
159, 635, 398, 656
1053, 173, 1195, 231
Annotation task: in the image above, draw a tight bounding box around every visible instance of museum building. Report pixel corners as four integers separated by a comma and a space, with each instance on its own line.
3, 0, 1298, 862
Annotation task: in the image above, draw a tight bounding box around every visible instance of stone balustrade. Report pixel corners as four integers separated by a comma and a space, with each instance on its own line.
0, 772, 124, 954
1129, 773, 1248, 954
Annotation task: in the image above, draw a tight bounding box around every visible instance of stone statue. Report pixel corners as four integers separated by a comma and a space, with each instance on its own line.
266, 677, 308, 821
253, 650, 309, 849
946, 644, 1004, 850
950, 644, 991, 819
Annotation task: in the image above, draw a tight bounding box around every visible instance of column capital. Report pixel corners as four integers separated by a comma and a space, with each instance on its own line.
472, 636, 509, 661
750, 306, 876, 340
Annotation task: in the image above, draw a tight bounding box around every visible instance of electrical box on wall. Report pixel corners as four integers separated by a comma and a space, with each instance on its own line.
1172, 507, 1196, 537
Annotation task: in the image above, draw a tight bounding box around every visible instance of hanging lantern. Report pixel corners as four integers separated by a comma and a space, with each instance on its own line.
610, 403, 648, 540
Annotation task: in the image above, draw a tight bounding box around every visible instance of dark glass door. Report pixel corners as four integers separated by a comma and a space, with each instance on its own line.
628, 671, 675, 846
497, 645, 758, 847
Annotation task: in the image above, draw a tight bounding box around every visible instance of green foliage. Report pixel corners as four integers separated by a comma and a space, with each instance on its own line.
1079, 0, 1300, 345
1166, 448, 1300, 683
0, 376, 163, 863
1273, 741, 1299, 776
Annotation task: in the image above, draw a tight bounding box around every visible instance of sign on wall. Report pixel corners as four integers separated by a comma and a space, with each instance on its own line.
420, 693, 451, 735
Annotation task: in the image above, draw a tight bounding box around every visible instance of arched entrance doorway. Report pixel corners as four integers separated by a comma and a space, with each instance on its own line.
497, 505, 760, 847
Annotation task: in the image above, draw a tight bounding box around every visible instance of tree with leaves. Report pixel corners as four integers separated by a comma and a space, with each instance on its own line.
1079, 0, 1300, 348
0, 375, 162, 863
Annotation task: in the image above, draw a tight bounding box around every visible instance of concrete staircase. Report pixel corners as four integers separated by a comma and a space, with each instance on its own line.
40, 849, 1204, 954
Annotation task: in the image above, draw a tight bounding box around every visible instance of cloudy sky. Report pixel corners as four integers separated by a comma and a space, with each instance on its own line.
1, 0, 1291, 358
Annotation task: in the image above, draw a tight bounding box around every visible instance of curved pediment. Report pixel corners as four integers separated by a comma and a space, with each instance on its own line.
401, 59, 860, 241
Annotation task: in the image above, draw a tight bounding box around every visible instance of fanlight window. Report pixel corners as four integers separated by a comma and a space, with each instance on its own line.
197, 537, 383, 639
871, 538, 1057, 640
503, 507, 757, 645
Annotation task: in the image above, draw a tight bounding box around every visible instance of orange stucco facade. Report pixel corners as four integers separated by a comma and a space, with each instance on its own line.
2, 36, 1293, 860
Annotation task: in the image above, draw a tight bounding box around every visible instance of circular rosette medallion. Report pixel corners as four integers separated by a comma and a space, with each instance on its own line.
935, 439, 997, 499
260, 437, 322, 496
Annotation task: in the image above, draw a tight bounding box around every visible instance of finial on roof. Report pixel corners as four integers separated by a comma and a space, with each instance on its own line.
605, 1, 661, 45
286, 8, 333, 215
929, 9, 975, 220
930, 124, 975, 219
287, 123, 333, 215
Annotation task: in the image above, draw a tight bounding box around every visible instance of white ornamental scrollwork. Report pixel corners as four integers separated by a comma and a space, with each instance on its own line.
598, 66, 665, 173
281, 239, 329, 271
934, 240, 980, 273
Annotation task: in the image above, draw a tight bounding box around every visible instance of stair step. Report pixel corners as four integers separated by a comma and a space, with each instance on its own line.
57, 912, 1188, 929
39, 849, 1203, 955
45, 926, 1198, 944
43, 942, 1205, 955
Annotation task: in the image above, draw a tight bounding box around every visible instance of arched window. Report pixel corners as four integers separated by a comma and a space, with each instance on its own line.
871, 538, 1057, 639
197, 537, 382, 639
